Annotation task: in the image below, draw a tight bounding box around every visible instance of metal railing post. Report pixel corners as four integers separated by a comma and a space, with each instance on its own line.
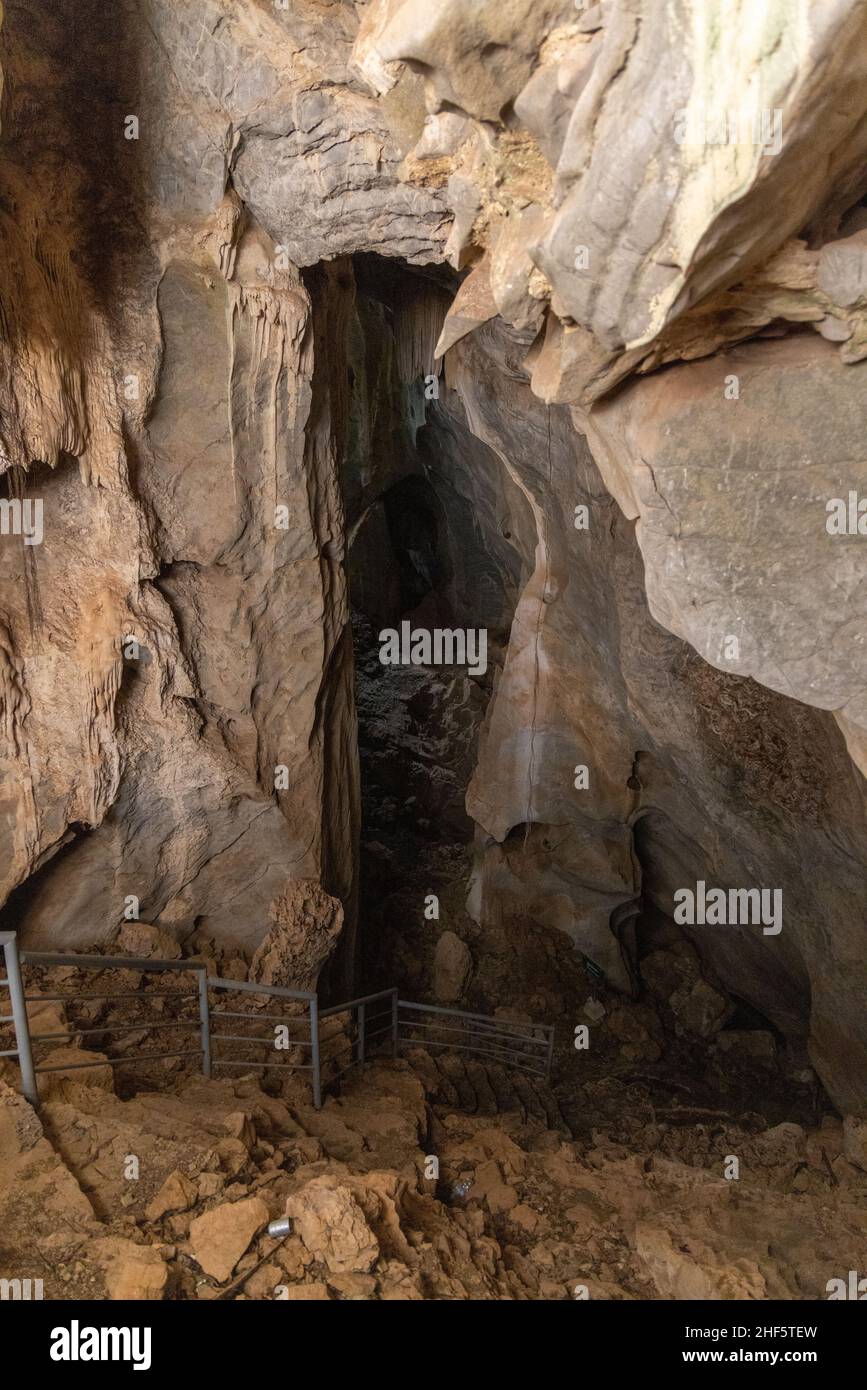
197, 968, 211, 1079
357, 1002, 366, 1068
1, 932, 38, 1107
391, 989, 399, 1059
310, 996, 322, 1110
545, 1026, 555, 1081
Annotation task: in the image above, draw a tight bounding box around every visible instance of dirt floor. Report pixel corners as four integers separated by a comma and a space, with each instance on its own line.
2, 937, 866, 1301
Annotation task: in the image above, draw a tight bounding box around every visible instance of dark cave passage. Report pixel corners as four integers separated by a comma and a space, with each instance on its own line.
326, 253, 832, 1141
339, 256, 502, 1002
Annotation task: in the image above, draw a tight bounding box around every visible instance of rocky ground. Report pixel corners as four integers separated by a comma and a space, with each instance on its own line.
3, 938, 867, 1302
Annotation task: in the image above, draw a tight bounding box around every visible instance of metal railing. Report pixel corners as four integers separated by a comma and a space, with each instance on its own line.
1, 931, 37, 1105
0, 932, 553, 1111
318, 988, 398, 1087
395, 1000, 554, 1078
206, 976, 321, 1110
1, 933, 206, 1106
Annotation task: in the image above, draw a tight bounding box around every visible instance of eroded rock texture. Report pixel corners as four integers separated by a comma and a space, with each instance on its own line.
1, 0, 866, 1125
364, 0, 867, 772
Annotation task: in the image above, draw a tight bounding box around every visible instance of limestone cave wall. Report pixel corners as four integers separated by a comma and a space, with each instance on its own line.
1, 0, 866, 1119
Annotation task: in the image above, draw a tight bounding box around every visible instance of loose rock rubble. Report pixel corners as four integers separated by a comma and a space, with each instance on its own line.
2, 1036, 866, 1301
1, 0, 867, 1308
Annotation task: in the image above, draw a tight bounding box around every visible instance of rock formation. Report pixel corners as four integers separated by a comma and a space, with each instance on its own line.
1, 0, 867, 1304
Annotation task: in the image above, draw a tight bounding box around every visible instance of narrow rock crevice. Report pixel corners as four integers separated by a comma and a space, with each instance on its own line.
2, 0, 867, 1310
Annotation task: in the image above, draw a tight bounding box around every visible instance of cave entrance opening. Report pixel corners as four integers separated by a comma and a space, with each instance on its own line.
332, 254, 518, 1006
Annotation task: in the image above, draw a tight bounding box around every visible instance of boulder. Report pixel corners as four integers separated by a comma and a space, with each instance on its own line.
753, 1123, 807, 1168
117, 922, 182, 960
843, 1115, 867, 1172
188, 1197, 269, 1283
283, 1178, 380, 1274
37, 1048, 114, 1099
469, 1159, 519, 1215
93, 1237, 168, 1301
433, 931, 472, 1003
145, 1170, 198, 1223
250, 881, 343, 993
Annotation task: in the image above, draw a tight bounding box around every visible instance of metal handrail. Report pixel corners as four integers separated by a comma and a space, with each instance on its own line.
0, 937, 207, 1104
206, 975, 316, 1002
398, 997, 553, 1036
396, 1029, 548, 1076
30, 1019, 200, 1041
396, 1013, 550, 1052
35, 1049, 203, 1073
395, 998, 555, 1079
319, 987, 397, 1021
210, 1016, 312, 1030
1, 933, 554, 1113
316, 988, 398, 1090
397, 1023, 544, 1061
23, 988, 197, 1002
209, 1032, 314, 1047
20, 949, 202, 972
204, 975, 320, 1108
2, 932, 39, 1104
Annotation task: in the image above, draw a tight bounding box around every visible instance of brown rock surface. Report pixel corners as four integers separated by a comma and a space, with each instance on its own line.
37, 1048, 115, 1098
250, 882, 344, 993
92, 1237, 169, 1301
1, 0, 867, 1310
432, 931, 472, 1003
188, 1197, 270, 1283
283, 1178, 380, 1274
0, 1055, 866, 1301
145, 1170, 198, 1223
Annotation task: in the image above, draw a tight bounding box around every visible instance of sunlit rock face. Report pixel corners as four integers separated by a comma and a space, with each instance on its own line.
0, 0, 866, 1115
